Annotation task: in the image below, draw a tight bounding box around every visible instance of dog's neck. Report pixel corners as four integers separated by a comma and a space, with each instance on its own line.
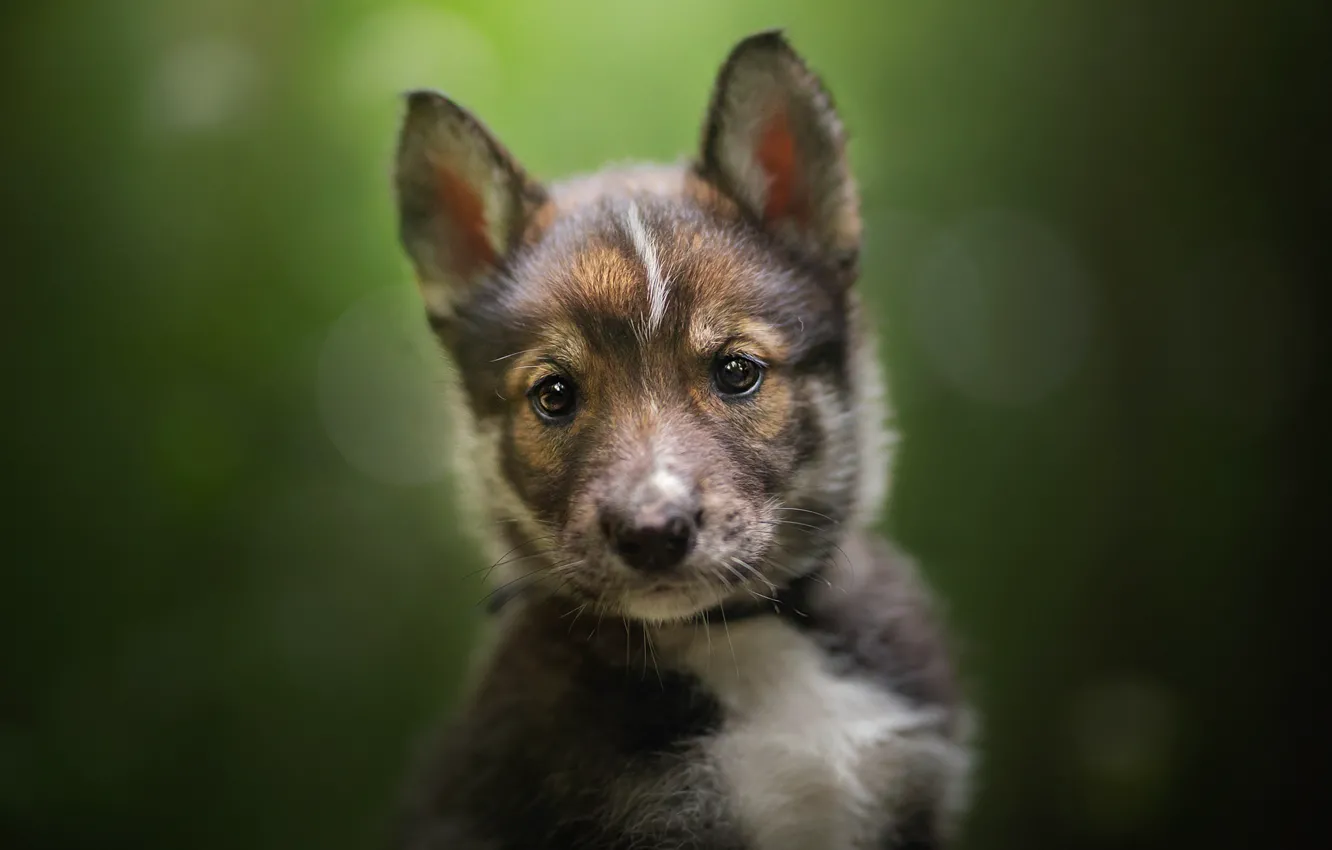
692, 566, 827, 625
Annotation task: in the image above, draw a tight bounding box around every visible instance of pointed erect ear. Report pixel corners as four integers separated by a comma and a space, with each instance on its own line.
394, 91, 548, 318
699, 31, 861, 282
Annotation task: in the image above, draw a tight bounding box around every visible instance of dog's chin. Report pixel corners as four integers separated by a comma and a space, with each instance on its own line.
618, 581, 730, 624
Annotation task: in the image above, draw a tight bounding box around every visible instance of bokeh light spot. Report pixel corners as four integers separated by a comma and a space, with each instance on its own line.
1065, 677, 1180, 834
338, 6, 500, 109
147, 38, 258, 133
317, 284, 454, 486
908, 210, 1097, 406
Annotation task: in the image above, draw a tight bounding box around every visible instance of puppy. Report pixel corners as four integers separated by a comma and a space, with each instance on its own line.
390, 29, 974, 850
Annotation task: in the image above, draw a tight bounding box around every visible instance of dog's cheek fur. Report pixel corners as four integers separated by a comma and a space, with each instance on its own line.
777, 372, 860, 554
691, 398, 787, 503
736, 374, 793, 447
435, 378, 550, 591
502, 411, 577, 528
426, 313, 581, 586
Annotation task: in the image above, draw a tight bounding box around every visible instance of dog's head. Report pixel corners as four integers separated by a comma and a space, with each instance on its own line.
394, 31, 889, 621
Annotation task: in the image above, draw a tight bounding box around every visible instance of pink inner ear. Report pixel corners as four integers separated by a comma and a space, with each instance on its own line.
756, 107, 808, 226
432, 164, 495, 275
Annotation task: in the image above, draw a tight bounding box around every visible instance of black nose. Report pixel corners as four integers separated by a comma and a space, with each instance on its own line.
602, 509, 698, 572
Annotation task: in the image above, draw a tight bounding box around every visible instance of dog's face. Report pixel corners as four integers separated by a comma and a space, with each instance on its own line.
394, 32, 883, 621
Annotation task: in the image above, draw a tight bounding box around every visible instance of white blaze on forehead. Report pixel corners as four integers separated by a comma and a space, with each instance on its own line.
625, 201, 669, 332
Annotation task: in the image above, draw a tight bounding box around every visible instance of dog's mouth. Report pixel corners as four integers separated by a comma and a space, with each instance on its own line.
608, 548, 781, 622
618, 580, 732, 623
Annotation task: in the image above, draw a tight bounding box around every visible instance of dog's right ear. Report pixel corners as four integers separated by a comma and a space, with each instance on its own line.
394, 91, 547, 319
698, 31, 860, 284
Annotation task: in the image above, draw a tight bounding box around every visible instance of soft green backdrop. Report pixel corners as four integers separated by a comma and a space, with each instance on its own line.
4, 1, 1316, 849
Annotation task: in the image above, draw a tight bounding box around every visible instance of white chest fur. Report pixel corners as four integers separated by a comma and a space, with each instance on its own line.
678, 617, 959, 850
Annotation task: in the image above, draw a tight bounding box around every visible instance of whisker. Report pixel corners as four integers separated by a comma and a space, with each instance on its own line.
563, 603, 588, 635
479, 552, 555, 585
546, 575, 577, 602
773, 507, 840, 524
732, 557, 776, 591
479, 566, 547, 601
765, 525, 855, 580
762, 551, 834, 589
747, 587, 780, 604
719, 604, 739, 679
590, 594, 606, 641
640, 622, 649, 681
717, 558, 749, 588
460, 535, 559, 580
549, 559, 585, 576
758, 518, 823, 532
477, 568, 552, 609
702, 609, 713, 663
477, 557, 581, 609
707, 561, 735, 590
623, 616, 632, 671
645, 628, 664, 690
491, 548, 561, 571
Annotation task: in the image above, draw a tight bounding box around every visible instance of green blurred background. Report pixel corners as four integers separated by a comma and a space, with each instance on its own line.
3, 1, 1325, 849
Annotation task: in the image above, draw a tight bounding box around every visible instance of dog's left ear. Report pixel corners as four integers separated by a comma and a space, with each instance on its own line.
699, 30, 860, 283
394, 90, 548, 320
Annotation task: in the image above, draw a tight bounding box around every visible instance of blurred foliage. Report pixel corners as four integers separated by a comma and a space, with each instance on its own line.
2, 1, 1325, 849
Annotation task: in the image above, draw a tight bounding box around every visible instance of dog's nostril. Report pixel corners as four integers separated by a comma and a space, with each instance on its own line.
617, 537, 643, 556
604, 510, 697, 572
664, 516, 689, 541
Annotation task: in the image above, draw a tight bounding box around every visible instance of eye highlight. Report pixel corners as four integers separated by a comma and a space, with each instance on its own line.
529, 375, 578, 421
712, 353, 765, 397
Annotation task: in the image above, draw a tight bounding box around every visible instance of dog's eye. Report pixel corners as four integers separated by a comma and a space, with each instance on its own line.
713, 354, 764, 397
530, 376, 578, 421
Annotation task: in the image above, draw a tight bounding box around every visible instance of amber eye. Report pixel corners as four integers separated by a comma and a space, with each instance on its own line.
713, 354, 764, 397
530, 376, 578, 421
